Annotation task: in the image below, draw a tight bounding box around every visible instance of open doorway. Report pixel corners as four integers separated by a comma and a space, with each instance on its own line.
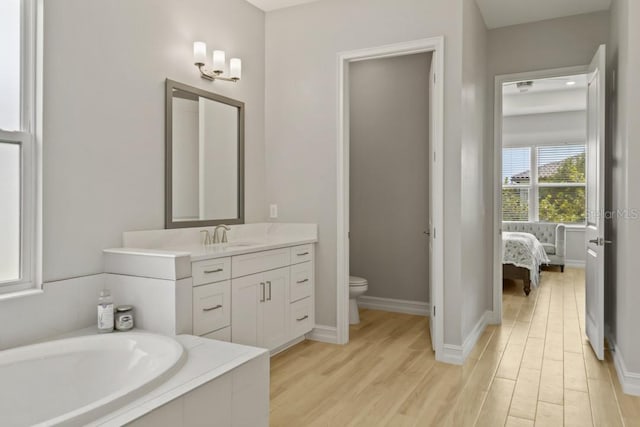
494, 66, 590, 318
336, 38, 444, 359
348, 52, 431, 322
493, 44, 608, 362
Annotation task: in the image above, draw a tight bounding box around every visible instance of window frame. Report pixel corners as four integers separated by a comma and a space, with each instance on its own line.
502, 143, 587, 225
0, 0, 42, 296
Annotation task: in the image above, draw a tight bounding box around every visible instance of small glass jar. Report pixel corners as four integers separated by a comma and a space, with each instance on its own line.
115, 305, 134, 331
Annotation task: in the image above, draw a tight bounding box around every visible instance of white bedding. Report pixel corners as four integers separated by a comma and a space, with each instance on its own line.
502, 231, 550, 287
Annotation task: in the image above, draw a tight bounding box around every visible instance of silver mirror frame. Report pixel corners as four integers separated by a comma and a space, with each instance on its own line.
165, 79, 245, 229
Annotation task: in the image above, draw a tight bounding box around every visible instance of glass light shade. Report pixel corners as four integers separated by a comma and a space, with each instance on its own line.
193, 42, 207, 65
212, 50, 225, 72
230, 58, 242, 80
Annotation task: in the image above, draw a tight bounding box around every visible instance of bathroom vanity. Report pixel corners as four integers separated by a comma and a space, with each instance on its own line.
103, 223, 317, 353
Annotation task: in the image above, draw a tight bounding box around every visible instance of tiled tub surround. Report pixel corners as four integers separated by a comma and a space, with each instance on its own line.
0, 275, 105, 351
2, 325, 269, 426
90, 334, 269, 427
104, 223, 318, 353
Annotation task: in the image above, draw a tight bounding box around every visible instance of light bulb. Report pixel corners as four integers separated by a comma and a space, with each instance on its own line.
193, 42, 207, 65
230, 58, 242, 80
213, 50, 225, 73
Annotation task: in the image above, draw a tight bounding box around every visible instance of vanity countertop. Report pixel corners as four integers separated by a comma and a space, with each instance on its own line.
105, 235, 317, 262
103, 223, 318, 279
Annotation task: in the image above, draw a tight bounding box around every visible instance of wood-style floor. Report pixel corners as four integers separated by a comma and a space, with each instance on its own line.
270, 268, 640, 426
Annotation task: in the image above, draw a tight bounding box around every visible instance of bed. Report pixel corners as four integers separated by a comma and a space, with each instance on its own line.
502, 232, 550, 296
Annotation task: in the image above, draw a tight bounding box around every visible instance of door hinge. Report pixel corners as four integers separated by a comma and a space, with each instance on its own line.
433, 305, 436, 317
433, 73, 436, 83
433, 151, 436, 162
348, 231, 350, 239
433, 228, 436, 239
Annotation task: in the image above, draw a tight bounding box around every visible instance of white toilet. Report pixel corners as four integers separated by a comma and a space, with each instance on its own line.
349, 276, 368, 325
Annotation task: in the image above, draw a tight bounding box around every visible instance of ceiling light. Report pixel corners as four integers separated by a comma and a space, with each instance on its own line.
516, 81, 534, 92
566, 81, 576, 86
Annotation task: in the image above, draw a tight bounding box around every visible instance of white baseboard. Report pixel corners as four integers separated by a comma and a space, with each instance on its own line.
608, 334, 640, 396
487, 310, 502, 325
306, 325, 338, 344
271, 336, 306, 356
357, 296, 430, 317
565, 259, 586, 268
439, 310, 491, 365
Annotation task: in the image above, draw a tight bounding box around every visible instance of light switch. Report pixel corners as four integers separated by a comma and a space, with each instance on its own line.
270, 204, 278, 219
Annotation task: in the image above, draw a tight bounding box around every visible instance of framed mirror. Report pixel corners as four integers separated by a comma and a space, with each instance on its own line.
165, 79, 244, 228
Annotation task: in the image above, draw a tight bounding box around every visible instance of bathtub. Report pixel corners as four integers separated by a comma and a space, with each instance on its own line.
0, 332, 185, 427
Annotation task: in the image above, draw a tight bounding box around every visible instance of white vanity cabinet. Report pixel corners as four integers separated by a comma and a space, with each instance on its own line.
188, 244, 315, 352
229, 245, 314, 352
104, 223, 317, 353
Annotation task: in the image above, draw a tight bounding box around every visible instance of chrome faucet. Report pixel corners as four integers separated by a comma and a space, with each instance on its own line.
213, 225, 231, 244
200, 229, 212, 245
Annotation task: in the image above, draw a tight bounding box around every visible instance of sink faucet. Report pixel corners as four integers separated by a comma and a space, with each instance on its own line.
213, 225, 231, 244
200, 229, 212, 245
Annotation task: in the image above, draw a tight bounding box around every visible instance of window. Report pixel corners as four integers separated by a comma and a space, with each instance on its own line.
502, 144, 586, 224
502, 147, 530, 221
0, 0, 41, 293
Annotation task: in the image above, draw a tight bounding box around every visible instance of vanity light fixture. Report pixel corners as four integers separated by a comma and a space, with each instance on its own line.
193, 41, 242, 82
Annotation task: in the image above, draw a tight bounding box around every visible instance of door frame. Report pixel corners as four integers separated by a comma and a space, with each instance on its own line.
492, 65, 588, 323
336, 37, 445, 359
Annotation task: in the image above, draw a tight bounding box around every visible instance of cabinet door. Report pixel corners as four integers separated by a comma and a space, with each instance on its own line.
231, 274, 262, 347
259, 267, 290, 350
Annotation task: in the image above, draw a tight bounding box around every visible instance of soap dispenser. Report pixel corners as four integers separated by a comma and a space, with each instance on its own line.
97, 289, 114, 333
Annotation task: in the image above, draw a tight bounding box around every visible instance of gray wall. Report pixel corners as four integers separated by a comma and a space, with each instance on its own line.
264, 0, 472, 346
503, 111, 586, 147
487, 11, 610, 77
607, 0, 640, 374
43, 0, 266, 282
349, 53, 431, 303
461, 0, 492, 343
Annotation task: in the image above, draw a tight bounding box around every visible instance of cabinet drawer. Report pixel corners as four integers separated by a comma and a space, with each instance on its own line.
290, 262, 313, 302
193, 281, 231, 335
192, 257, 231, 286
289, 297, 313, 338
290, 244, 313, 264
232, 248, 290, 278
202, 326, 231, 342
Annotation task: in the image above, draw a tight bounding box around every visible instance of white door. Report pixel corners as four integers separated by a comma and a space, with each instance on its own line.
585, 44, 607, 361
428, 55, 435, 351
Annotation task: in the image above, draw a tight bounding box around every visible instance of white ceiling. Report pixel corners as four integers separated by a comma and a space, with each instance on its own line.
476, 0, 612, 29
503, 74, 587, 116
247, 0, 612, 28
246, 0, 318, 12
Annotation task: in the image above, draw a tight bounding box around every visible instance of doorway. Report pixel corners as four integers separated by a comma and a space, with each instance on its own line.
493, 45, 608, 362
349, 52, 431, 326
336, 37, 444, 359
493, 65, 590, 321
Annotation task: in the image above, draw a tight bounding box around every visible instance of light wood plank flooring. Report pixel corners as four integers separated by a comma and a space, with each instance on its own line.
270, 268, 640, 426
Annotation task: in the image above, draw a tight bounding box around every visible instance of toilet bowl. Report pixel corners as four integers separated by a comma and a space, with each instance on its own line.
349, 276, 368, 325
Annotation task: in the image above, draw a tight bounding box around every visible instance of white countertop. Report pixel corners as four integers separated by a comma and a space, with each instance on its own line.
105, 235, 317, 262
103, 223, 318, 280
